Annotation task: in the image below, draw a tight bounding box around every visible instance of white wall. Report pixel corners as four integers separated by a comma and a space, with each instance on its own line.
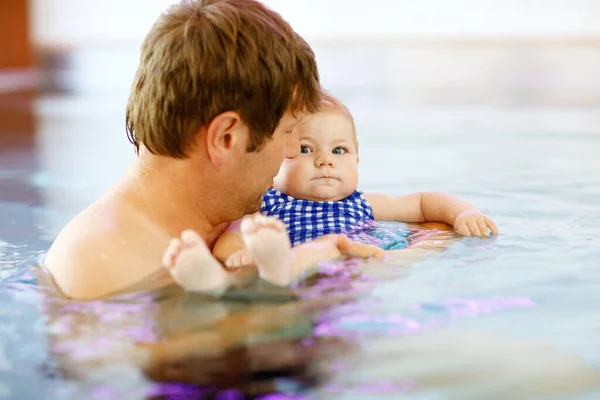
30, 0, 600, 48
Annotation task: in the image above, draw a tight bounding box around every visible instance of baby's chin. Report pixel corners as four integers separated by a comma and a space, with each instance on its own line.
301, 187, 351, 202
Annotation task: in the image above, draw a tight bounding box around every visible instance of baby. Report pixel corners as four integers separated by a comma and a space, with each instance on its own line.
163, 90, 498, 291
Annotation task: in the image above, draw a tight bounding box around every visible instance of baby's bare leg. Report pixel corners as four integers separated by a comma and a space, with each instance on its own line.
240, 215, 293, 286
163, 229, 229, 294
239, 216, 388, 286
285, 234, 385, 279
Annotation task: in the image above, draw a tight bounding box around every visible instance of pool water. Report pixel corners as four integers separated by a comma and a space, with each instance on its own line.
2, 44, 600, 399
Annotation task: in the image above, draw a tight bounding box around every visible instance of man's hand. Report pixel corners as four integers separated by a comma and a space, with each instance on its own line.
453, 210, 498, 238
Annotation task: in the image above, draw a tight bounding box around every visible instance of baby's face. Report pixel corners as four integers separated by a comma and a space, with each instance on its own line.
273, 112, 359, 201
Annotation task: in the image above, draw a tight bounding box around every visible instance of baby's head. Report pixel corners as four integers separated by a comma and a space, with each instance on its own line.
273, 90, 359, 201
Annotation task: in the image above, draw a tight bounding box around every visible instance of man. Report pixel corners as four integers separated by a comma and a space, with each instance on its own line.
44, 0, 377, 300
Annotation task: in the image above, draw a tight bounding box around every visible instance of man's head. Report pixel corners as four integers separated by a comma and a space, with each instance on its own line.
126, 0, 321, 217
273, 90, 360, 202
126, 0, 320, 158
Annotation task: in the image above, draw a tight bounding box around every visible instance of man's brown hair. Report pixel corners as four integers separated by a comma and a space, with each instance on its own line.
126, 0, 320, 157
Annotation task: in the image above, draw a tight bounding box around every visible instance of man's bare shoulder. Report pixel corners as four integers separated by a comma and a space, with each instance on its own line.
44, 199, 169, 300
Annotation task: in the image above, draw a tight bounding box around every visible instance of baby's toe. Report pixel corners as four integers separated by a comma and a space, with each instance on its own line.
240, 216, 259, 235
256, 215, 285, 230
162, 238, 182, 268
180, 229, 203, 246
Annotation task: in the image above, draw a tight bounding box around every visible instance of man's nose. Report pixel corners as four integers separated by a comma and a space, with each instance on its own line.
285, 131, 300, 159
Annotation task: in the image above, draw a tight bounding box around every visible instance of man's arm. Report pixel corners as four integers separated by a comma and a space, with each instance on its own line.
364, 192, 498, 238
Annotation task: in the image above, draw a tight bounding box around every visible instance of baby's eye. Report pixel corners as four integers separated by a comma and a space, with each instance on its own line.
300, 145, 312, 154
332, 147, 347, 155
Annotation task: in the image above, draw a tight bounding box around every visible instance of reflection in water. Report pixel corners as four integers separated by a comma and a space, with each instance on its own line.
38, 272, 347, 397
315, 297, 535, 337
325, 379, 416, 395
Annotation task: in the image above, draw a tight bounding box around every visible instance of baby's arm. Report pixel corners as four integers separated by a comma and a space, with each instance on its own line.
364, 192, 498, 238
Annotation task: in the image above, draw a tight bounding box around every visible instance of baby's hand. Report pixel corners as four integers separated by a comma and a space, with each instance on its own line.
225, 249, 255, 269
453, 210, 498, 238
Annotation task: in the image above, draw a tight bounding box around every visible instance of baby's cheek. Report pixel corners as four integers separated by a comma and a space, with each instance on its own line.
349, 170, 360, 187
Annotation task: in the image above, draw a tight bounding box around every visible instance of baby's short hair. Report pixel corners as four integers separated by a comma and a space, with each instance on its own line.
319, 90, 359, 153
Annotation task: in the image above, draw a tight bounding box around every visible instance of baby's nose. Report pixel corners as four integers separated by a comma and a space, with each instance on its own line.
315, 152, 333, 167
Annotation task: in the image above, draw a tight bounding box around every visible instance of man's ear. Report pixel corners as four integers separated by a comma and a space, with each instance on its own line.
204, 111, 245, 165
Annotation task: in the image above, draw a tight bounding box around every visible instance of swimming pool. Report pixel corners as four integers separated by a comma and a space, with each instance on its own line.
2, 45, 600, 399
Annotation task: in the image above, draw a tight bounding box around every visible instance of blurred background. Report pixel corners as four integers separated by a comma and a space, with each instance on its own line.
1, 0, 599, 234
2, 3, 600, 398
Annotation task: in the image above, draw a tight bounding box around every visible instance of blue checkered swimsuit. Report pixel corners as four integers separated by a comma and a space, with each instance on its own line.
260, 188, 375, 246
261, 188, 412, 250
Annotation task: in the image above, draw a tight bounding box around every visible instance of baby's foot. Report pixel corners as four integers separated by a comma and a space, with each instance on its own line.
240, 215, 292, 286
162, 229, 228, 293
